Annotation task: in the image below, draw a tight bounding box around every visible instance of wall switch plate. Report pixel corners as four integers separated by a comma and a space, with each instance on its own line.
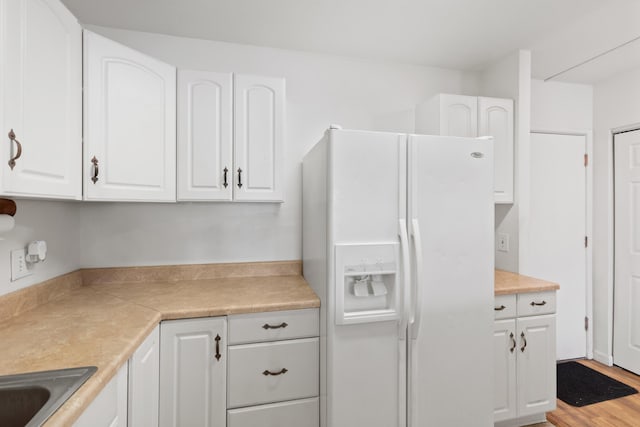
11, 248, 32, 281
497, 233, 510, 252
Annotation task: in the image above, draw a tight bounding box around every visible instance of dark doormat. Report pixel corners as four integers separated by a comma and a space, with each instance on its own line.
557, 361, 638, 407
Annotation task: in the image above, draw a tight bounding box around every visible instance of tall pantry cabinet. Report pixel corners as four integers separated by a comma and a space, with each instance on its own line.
416, 94, 514, 204
0, 0, 82, 199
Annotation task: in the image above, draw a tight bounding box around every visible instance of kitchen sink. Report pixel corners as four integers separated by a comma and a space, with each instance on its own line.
0, 366, 97, 427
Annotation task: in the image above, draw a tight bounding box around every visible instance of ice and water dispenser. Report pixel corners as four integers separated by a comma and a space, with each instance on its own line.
334, 243, 400, 325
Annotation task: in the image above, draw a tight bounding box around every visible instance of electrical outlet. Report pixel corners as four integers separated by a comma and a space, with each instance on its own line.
11, 248, 32, 281
497, 233, 510, 252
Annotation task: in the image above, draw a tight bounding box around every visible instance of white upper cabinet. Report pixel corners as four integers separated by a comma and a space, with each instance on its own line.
233, 74, 284, 202
177, 70, 233, 201
479, 97, 514, 204
416, 93, 514, 204
0, 0, 82, 199
83, 30, 176, 202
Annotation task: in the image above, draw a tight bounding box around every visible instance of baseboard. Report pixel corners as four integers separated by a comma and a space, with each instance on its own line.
593, 350, 613, 366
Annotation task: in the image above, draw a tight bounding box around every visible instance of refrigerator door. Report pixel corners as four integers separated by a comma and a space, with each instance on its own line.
327, 129, 408, 427
407, 135, 494, 427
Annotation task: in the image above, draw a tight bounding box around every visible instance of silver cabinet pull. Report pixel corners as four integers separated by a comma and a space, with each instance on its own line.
7, 129, 22, 170
263, 368, 288, 376
262, 322, 288, 330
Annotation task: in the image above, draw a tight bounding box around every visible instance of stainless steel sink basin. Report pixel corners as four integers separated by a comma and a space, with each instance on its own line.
0, 366, 97, 427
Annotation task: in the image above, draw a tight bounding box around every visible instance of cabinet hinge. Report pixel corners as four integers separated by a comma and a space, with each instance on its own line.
585, 316, 589, 331
584, 153, 589, 167
585, 236, 588, 248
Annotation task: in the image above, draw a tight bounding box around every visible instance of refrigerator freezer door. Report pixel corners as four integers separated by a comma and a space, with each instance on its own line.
407, 135, 494, 427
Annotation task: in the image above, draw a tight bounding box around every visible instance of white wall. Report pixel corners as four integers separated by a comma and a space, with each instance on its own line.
531, 80, 593, 131
477, 50, 531, 272
592, 67, 640, 364
75, 26, 477, 268
0, 200, 81, 296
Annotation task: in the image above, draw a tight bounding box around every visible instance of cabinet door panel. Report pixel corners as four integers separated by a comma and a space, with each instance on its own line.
129, 326, 159, 426
177, 70, 233, 201
160, 317, 226, 427
479, 97, 514, 203
439, 94, 477, 137
517, 315, 556, 417
234, 74, 284, 202
493, 319, 517, 422
83, 30, 176, 201
0, 0, 81, 199
74, 362, 128, 427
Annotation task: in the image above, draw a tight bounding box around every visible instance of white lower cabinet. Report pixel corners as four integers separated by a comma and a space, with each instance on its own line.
159, 317, 227, 427
227, 397, 319, 427
128, 325, 160, 426
494, 293, 557, 427
74, 362, 128, 427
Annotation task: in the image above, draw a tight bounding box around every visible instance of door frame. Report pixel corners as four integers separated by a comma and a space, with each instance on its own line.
529, 129, 593, 359
610, 124, 640, 367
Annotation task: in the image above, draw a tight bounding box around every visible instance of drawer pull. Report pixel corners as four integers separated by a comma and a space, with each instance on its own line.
91, 156, 99, 184
520, 332, 527, 353
494, 305, 506, 311
262, 322, 288, 330
7, 129, 22, 170
509, 332, 516, 353
263, 368, 288, 376
530, 300, 547, 307
214, 334, 221, 361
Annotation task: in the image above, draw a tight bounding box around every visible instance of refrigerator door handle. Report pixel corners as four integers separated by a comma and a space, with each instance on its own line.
410, 218, 424, 340
398, 219, 411, 339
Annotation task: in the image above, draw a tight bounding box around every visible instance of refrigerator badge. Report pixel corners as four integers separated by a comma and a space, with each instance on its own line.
470, 151, 485, 159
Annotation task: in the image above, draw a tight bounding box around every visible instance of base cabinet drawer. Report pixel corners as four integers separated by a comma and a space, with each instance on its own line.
227, 337, 319, 408
227, 397, 319, 427
228, 308, 319, 344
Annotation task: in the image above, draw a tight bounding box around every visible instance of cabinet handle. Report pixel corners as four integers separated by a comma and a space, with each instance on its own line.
520, 332, 527, 352
214, 334, 221, 361
91, 156, 99, 184
262, 322, 288, 330
509, 332, 516, 353
494, 305, 506, 311
263, 368, 288, 376
530, 300, 547, 306
237, 168, 243, 188
7, 129, 22, 170
223, 167, 229, 188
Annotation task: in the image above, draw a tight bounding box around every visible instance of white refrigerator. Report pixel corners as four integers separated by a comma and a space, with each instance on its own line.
302, 128, 494, 427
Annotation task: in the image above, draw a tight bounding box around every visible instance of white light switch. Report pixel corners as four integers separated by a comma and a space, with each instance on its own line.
11, 248, 32, 281
497, 233, 510, 252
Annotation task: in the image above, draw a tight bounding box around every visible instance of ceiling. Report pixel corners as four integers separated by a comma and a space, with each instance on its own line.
61, 0, 639, 83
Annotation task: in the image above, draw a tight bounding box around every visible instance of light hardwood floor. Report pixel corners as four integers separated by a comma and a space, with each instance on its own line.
545, 360, 640, 427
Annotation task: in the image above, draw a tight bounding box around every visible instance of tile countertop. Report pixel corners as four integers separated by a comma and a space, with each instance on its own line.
0, 262, 319, 427
495, 269, 560, 295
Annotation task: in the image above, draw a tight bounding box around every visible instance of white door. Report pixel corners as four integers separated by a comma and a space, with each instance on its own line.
527, 132, 587, 360
233, 74, 284, 202
493, 319, 517, 422
177, 69, 233, 201
439, 94, 478, 137
478, 97, 514, 204
516, 315, 556, 417
0, 0, 82, 199
159, 317, 226, 427
83, 30, 176, 202
408, 135, 494, 427
129, 326, 159, 426
614, 129, 640, 374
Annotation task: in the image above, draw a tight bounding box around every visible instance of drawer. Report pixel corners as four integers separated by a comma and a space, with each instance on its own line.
228, 308, 319, 344
494, 294, 516, 320
516, 291, 556, 316
228, 338, 319, 408
227, 397, 319, 427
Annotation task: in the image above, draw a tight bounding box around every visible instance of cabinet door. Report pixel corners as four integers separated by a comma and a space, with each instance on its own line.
516, 315, 557, 417
233, 74, 285, 202
177, 69, 233, 201
439, 94, 477, 137
493, 319, 517, 422
478, 97, 514, 204
159, 317, 226, 427
128, 325, 159, 427
75, 362, 128, 427
83, 30, 176, 202
0, 0, 81, 199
